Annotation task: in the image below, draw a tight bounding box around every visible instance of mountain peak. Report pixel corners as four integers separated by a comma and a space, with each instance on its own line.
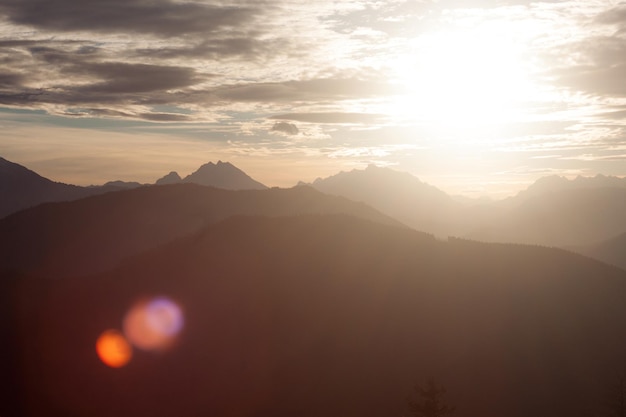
310, 165, 457, 236
182, 161, 267, 190
156, 171, 182, 185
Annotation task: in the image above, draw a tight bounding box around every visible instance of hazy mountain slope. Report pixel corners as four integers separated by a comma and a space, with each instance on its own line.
505, 174, 626, 207
181, 160, 267, 190
311, 165, 465, 237
0, 156, 104, 219
578, 232, 626, 270
309, 167, 626, 247
467, 187, 626, 247
5, 215, 626, 417
0, 184, 404, 277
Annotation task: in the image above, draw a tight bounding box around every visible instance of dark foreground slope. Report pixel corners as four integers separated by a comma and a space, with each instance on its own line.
0, 184, 402, 277
3, 215, 626, 417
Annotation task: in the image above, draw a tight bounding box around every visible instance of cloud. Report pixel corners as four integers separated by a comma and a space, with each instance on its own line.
215, 77, 393, 102
70, 62, 201, 94
64, 108, 192, 122
594, 3, 626, 29
270, 112, 386, 124
271, 122, 299, 135
0, 0, 264, 38
0, 72, 25, 88
561, 64, 626, 97
552, 35, 626, 97
134, 37, 289, 61
322, 0, 567, 37
0, 60, 205, 109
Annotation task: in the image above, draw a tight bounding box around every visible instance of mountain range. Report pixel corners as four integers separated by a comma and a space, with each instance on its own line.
0, 183, 400, 277
309, 165, 626, 251
0, 158, 267, 219
2, 214, 626, 417
2, 155, 626, 416
1, 156, 625, 268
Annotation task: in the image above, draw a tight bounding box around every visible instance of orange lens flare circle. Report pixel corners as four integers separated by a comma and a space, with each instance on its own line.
96, 329, 133, 368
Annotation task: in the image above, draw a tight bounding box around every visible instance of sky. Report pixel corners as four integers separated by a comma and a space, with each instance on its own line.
1, 0, 626, 198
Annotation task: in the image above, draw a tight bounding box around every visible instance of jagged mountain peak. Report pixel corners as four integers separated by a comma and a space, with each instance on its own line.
310, 165, 459, 237
181, 161, 267, 190
155, 171, 182, 185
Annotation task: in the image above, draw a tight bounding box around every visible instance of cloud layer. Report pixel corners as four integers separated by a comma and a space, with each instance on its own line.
1, 0, 625, 195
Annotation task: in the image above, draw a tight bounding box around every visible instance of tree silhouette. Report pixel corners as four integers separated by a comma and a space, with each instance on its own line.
408, 378, 456, 417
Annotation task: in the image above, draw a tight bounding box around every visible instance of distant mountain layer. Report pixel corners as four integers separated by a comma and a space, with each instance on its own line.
508, 174, 626, 204
4, 155, 626, 251
311, 166, 626, 247
466, 187, 626, 247
578, 232, 626, 270
0, 183, 404, 277
311, 164, 463, 237
0, 157, 267, 218
3, 215, 626, 417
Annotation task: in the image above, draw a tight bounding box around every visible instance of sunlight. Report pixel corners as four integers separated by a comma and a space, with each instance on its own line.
96, 329, 133, 368
388, 25, 538, 128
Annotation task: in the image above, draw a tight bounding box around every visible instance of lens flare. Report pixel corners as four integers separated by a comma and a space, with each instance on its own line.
123, 297, 184, 351
96, 329, 132, 368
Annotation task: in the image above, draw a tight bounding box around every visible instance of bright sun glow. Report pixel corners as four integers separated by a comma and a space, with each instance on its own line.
388, 26, 539, 128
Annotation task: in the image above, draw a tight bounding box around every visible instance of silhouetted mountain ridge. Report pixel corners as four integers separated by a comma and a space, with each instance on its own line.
0, 157, 268, 218
155, 171, 182, 185
181, 160, 267, 189
0, 183, 405, 277
0, 157, 117, 219
4, 214, 626, 417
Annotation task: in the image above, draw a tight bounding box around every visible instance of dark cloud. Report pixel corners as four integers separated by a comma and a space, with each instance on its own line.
64, 108, 192, 122
0, 72, 25, 88
0, 0, 264, 38
70, 62, 200, 94
139, 112, 191, 122
0, 40, 205, 109
271, 122, 299, 135
134, 37, 289, 61
0, 71, 393, 118
270, 112, 385, 124
0, 57, 207, 109
216, 77, 394, 102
